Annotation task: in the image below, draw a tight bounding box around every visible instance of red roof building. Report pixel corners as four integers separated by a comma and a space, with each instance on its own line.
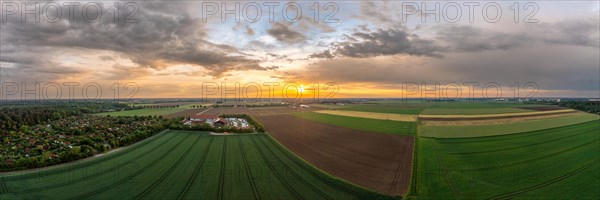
190, 114, 219, 121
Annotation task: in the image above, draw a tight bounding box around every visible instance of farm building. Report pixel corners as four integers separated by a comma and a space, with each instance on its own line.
190, 114, 219, 123
213, 118, 227, 127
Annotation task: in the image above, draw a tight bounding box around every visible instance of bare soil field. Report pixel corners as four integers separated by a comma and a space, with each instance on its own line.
163, 108, 208, 118
255, 114, 415, 196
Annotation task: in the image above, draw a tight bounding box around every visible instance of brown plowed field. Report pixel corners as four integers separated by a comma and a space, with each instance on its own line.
255, 114, 415, 196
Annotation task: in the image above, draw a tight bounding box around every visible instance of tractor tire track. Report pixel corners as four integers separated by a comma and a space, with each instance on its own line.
239, 136, 261, 200
432, 143, 462, 199
255, 135, 333, 200
467, 139, 598, 172
261, 134, 375, 199
489, 160, 599, 200
250, 136, 303, 200
17, 132, 178, 194
176, 136, 215, 200
388, 143, 409, 194
448, 131, 593, 155
0, 179, 8, 194
134, 135, 203, 200
67, 134, 190, 200
216, 137, 228, 200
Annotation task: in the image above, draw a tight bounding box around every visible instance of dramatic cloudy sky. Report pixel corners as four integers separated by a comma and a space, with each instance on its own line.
0, 1, 598, 99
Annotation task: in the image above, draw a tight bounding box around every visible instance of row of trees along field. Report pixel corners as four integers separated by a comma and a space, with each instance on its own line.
529, 100, 600, 114
0, 102, 132, 132
0, 115, 177, 171
556, 101, 600, 114
132, 105, 180, 109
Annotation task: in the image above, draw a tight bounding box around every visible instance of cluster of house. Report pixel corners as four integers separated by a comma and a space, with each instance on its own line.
183, 114, 250, 129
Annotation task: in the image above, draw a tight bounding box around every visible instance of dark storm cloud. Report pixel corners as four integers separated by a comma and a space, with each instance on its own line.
310, 28, 442, 59
0, 1, 272, 79
267, 23, 306, 44
312, 17, 599, 60
434, 19, 599, 52
434, 25, 533, 52
536, 18, 600, 48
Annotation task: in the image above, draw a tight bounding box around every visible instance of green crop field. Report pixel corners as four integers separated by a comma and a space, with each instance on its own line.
314, 102, 545, 115
425, 102, 543, 109
411, 120, 600, 199
0, 131, 394, 200
419, 108, 534, 115
420, 113, 600, 138
96, 108, 187, 117
340, 105, 426, 115
292, 112, 416, 135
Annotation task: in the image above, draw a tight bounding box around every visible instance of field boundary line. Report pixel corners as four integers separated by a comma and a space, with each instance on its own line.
67, 134, 191, 200
176, 136, 215, 200
134, 134, 203, 200
255, 135, 333, 200
217, 137, 228, 200
238, 137, 261, 200
249, 136, 304, 200
15, 131, 179, 194
489, 160, 600, 200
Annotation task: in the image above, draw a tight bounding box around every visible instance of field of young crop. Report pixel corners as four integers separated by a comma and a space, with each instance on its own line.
340, 105, 426, 115
0, 131, 394, 200
420, 113, 599, 138
411, 120, 600, 199
97, 108, 187, 117
292, 112, 416, 135
314, 102, 548, 115
424, 102, 544, 109
419, 108, 535, 115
